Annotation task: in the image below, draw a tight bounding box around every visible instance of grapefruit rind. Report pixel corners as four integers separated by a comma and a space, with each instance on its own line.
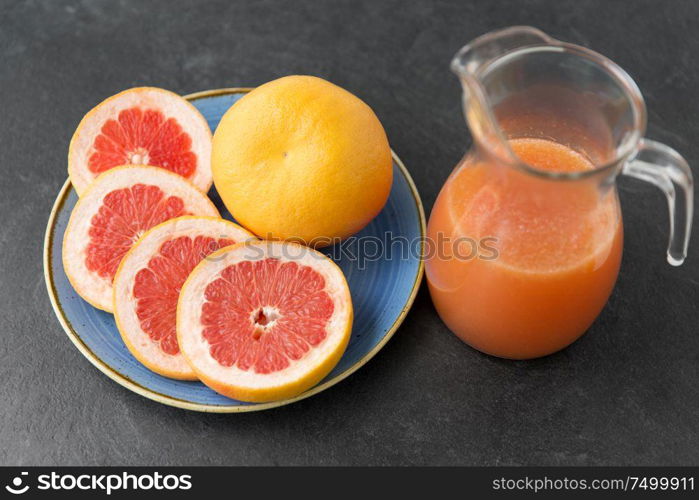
68, 87, 213, 196
63, 166, 219, 312
177, 241, 353, 402
113, 216, 256, 380
211, 75, 393, 247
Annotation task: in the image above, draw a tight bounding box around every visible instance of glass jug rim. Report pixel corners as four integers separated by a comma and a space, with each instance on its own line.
457, 32, 648, 182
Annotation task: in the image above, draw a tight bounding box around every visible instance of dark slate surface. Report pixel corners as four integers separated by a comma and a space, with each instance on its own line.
1, 0, 698, 465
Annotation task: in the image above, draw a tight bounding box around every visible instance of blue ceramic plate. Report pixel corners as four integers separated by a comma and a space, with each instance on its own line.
44, 88, 425, 412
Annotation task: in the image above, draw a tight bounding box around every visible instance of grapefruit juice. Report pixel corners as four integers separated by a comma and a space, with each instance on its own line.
426, 138, 622, 359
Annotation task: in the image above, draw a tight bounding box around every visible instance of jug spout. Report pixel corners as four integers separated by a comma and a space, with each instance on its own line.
451, 27, 554, 162
451, 26, 553, 77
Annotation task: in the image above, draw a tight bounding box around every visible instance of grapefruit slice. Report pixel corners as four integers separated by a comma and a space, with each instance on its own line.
63, 166, 219, 312
177, 241, 353, 402
113, 216, 255, 380
68, 87, 212, 196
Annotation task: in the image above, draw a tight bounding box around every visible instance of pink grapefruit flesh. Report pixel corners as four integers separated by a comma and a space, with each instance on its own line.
113, 217, 254, 380
202, 258, 334, 373
177, 241, 353, 402
89, 108, 196, 178
85, 184, 189, 280
68, 87, 212, 195
63, 166, 219, 312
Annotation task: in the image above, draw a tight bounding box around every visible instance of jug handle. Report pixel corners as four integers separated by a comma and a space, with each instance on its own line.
622, 138, 694, 266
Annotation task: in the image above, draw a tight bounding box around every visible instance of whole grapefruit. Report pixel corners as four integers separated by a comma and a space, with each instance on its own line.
211, 76, 392, 246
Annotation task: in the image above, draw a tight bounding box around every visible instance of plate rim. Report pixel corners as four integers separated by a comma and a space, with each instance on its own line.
43, 87, 426, 413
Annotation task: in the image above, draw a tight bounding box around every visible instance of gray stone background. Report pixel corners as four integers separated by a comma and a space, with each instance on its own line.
1, 0, 698, 465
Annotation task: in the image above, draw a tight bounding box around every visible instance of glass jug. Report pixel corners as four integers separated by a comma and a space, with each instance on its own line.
426, 26, 693, 359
